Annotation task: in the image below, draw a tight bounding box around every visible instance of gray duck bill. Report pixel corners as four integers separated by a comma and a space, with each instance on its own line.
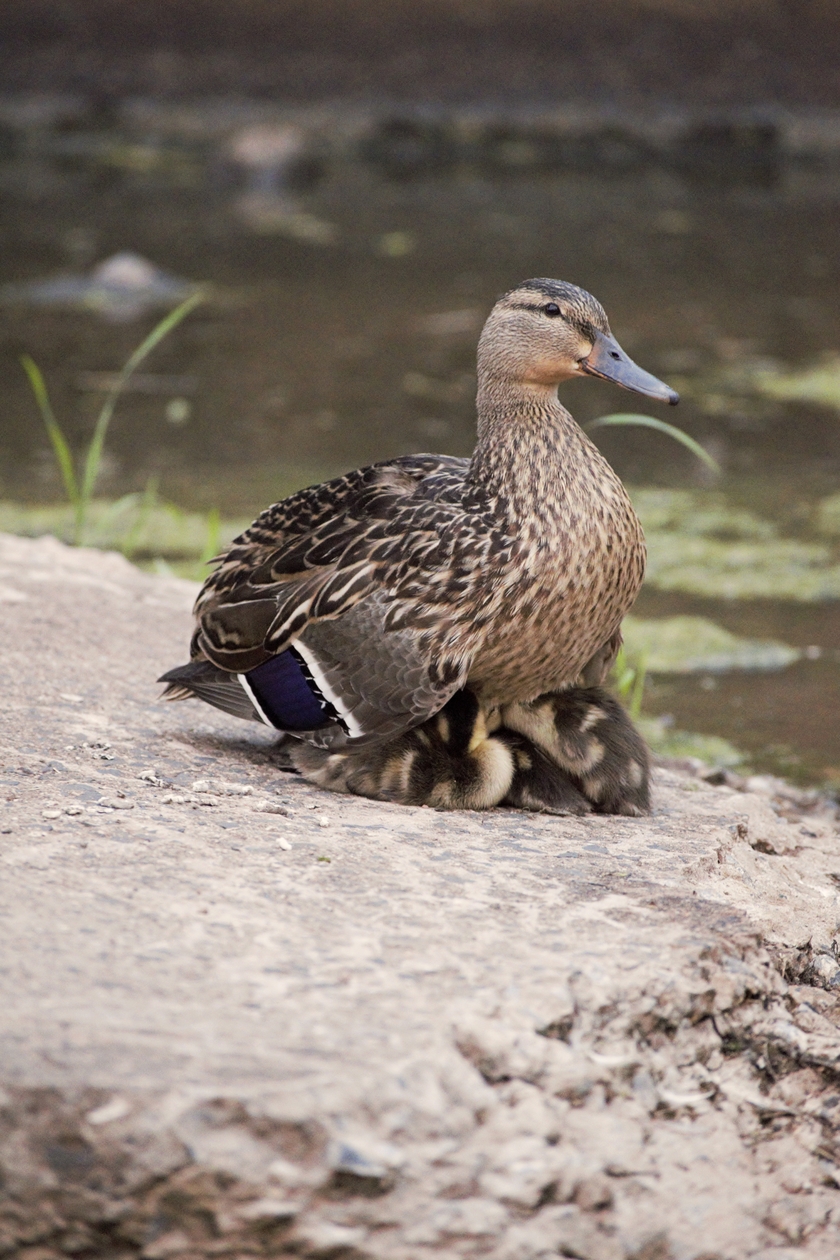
580, 331, 679, 405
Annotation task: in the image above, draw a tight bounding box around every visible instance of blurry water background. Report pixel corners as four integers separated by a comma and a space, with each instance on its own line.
1, 0, 840, 788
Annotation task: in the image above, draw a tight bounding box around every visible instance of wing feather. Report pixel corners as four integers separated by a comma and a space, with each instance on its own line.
191, 453, 510, 738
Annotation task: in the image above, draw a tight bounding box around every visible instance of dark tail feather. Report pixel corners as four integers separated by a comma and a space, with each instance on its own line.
158, 660, 261, 723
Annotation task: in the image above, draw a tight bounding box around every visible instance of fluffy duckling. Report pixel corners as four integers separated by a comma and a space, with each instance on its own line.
502, 687, 651, 816
292, 685, 649, 816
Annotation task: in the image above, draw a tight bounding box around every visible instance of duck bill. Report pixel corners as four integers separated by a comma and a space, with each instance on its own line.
581, 331, 679, 405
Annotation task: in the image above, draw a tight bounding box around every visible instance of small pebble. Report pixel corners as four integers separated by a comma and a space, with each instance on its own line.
64, 805, 83, 816
238, 1198, 300, 1222
42, 810, 61, 820
253, 801, 290, 815
317, 816, 330, 828
192, 778, 253, 796
139, 770, 167, 787
276, 837, 292, 851
86, 1097, 132, 1125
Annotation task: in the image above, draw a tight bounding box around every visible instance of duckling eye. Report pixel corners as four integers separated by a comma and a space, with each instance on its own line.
544, 303, 561, 317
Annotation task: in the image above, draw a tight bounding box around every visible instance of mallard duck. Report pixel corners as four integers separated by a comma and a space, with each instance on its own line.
295, 684, 650, 816
161, 278, 676, 808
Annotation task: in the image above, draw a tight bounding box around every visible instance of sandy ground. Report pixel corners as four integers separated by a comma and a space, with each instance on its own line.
2, 531, 840, 1259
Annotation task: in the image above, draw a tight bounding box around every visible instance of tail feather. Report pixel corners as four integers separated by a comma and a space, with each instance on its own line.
158, 651, 343, 733
158, 661, 261, 722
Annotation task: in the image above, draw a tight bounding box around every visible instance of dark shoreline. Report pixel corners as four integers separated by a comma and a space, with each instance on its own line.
2, 0, 839, 110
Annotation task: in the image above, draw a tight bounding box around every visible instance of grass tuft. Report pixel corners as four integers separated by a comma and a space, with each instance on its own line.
612, 644, 647, 720
21, 291, 204, 545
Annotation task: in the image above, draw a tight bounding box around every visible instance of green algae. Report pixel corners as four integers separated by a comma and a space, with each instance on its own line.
815, 492, 840, 538
750, 355, 840, 412
661, 355, 840, 417
622, 615, 800, 674
629, 487, 840, 601
0, 499, 250, 568
630, 487, 777, 540
637, 716, 745, 768
643, 534, 840, 601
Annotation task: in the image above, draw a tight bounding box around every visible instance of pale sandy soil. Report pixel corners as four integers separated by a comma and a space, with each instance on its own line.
2, 532, 840, 1259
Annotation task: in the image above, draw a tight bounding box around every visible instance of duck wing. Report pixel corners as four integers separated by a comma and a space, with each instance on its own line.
186, 454, 506, 743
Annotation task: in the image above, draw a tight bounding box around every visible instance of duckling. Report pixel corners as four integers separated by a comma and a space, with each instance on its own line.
161, 278, 676, 806
292, 687, 593, 814
502, 686, 651, 816
291, 683, 649, 815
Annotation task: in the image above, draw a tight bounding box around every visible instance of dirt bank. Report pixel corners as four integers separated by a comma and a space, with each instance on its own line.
2, 531, 840, 1258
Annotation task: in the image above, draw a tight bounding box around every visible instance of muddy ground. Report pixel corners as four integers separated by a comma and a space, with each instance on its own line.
2, 532, 840, 1258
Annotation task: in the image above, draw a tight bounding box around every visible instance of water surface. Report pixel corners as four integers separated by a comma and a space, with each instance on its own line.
1, 140, 838, 785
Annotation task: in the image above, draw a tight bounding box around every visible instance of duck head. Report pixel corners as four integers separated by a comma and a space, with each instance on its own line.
478, 278, 679, 405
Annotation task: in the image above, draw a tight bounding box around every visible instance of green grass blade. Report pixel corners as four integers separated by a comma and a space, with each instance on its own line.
629, 650, 648, 720
615, 665, 636, 695
586, 413, 721, 474
79, 290, 205, 513
95, 490, 142, 540
117, 475, 160, 558
612, 643, 647, 718
20, 355, 81, 531
199, 507, 222, 567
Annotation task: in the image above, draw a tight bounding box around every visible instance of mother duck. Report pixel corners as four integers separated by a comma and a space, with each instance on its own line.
161, 279, 677, 809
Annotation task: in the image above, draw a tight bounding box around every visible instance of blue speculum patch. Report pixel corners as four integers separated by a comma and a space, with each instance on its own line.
245, 650, 335, 730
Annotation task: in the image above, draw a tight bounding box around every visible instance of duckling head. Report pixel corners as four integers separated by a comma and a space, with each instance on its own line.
478, 278, 678, 405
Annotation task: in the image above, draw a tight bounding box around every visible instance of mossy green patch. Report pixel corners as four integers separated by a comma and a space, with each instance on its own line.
629, 487, 840, 601
0, 500, 250, 566
643, 534, 840, 600
637, 716, 745, 768
815, 492, 840, 538
750, 355, 840, 412
623, 615, 800, 674
663, 355, 840, 416
630, 488, 777, 540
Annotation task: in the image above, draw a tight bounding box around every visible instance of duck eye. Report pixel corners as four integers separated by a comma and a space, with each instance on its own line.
544, 303, 561, 317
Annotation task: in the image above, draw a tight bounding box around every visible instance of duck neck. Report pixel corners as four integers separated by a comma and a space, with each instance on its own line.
468, 376, 588, 518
